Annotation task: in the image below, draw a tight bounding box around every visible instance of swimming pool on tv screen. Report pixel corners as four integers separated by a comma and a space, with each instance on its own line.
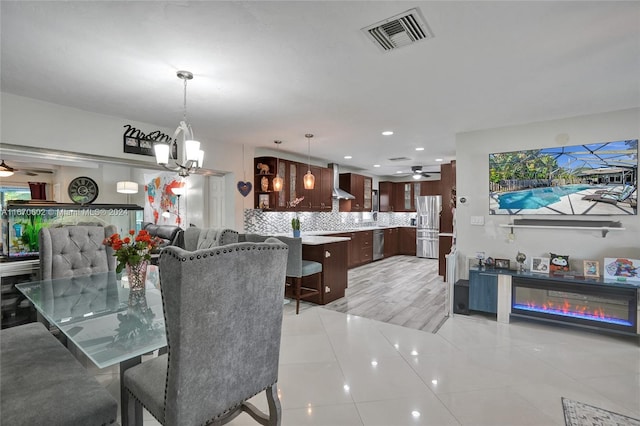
497, 184, 593, 210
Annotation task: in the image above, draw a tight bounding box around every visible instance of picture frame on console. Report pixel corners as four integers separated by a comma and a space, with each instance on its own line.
531, 257, 550, 274
494, 258, 510, 270
603, 258, 640, 283
583, 260, 600, 278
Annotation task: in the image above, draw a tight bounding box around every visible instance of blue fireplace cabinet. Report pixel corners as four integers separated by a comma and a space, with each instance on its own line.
469, 269, 498, 313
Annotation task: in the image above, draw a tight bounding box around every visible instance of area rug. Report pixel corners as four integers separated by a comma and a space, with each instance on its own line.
562, 397, 640, 426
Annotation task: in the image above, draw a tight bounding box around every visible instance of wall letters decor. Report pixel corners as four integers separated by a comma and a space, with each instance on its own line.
123, 124, 178, 158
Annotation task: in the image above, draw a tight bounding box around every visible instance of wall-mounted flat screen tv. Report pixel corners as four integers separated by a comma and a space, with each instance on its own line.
489, 139, 637, 215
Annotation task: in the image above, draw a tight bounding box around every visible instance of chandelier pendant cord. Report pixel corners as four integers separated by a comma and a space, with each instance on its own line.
307, 135, 311, 173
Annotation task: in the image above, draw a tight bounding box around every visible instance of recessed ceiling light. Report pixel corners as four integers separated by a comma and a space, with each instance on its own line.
396, 171, 403, 174
373, 164, 381, 168
435, 158, 444, 162
382, 131, 394, 136
415, 147, 424, 151
344, 155, 352, 159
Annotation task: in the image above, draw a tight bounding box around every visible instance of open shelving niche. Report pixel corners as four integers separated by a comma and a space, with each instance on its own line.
498, 218, 625, 238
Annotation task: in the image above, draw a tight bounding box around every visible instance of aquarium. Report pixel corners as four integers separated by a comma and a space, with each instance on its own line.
3, 203, 143, 259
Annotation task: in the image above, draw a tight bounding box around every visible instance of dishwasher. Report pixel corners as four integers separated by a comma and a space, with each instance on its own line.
373, 229, 384, 261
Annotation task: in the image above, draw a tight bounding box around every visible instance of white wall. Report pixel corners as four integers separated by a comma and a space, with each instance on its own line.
456, 108, 640, 278
1, 93, 251, 230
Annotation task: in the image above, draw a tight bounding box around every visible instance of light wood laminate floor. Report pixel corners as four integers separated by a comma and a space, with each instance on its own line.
322, 255, 448, 333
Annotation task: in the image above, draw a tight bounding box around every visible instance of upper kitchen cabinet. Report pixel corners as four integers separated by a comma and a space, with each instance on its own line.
319, 167, 333, 210
419, 180, 441, 196
363, 177, 372, 210
393, 182, 414, 212
379, 181, 394, 212
296, 165, 332, 211
381, 180, 442, 212
338, 173, 372, 212
254, 156, 278, 210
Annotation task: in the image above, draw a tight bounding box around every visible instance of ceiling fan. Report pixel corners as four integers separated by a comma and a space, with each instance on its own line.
0, 160, 55, 177
396, 166, 442, 180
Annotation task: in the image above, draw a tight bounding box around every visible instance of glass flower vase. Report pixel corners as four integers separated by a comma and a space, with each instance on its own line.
126, 261, 148, 292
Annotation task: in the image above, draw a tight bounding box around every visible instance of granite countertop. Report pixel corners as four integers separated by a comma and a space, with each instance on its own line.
306, 225, 416, 236
300, 235, 351, 245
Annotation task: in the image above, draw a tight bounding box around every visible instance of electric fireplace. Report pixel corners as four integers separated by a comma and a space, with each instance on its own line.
511, 277, 638, 334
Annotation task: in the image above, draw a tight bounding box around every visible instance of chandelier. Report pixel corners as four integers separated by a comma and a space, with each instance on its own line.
154, 70, 204, 177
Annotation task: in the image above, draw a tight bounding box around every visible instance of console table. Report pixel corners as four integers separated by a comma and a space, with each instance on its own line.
468, 267, 640, 337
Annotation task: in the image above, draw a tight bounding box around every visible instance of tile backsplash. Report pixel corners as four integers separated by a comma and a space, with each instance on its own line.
244, 200, 414, 233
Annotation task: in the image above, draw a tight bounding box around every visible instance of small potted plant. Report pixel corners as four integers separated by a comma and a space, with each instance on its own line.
291, 216, 301, 237
288, 197, 304, 237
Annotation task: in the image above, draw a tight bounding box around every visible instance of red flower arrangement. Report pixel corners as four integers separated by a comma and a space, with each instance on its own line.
103, 229, 160, 273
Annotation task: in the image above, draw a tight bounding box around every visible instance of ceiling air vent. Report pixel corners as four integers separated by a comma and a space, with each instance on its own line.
388, 156, 412, 162
362, 8, 434, 52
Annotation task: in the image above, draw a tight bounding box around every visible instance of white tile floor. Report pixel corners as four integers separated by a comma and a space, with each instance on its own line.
98, 306, 640, 426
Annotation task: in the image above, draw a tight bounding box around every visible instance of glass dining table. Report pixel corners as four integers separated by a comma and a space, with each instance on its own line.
16, 271, 166, 426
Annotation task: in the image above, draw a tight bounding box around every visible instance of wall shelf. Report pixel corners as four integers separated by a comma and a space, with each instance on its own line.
499, 219, 625, 238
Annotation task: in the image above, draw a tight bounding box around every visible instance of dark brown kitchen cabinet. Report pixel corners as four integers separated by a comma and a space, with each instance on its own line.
317, 167, 333, 210
254, 156, 333, 212
439, 161, 456, 233
419, 180, 441, 196
358, 230, 373, 265
295, 164, 333, 211
393, 182, 414, 212
331, 233, 353, 272
254, 156, 278, 210
346, 232, 360, 268
312, 166, 332, 210
339, 173, 371, 212
363, 177, 372, 210
380, 180, 442, 212
398, 227, 416, 255
379, 181, 394, 212
383, 227, 399, 257
302, 240, 348, 304
337, 230, 373, 268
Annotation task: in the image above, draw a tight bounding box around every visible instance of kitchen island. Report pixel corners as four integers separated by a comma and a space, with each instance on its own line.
299, 235, 350, 305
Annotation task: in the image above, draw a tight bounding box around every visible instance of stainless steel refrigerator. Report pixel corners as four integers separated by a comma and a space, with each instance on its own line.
416, 195, 442, 258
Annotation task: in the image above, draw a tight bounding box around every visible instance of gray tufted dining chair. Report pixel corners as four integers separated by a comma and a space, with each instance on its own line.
240, 234, 322, 314
123, 238, 288, 426
39, 225, 117, 280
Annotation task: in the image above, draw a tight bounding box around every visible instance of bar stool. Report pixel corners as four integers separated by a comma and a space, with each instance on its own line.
275, 236, 323, 314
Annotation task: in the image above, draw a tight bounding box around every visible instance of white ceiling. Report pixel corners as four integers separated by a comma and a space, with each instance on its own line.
2, 1, 639, 178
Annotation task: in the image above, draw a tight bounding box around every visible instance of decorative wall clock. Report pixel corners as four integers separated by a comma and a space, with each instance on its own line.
68, 176, 99, 204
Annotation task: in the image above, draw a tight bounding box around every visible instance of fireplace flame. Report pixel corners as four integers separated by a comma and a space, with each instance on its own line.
519, 299, 629, 326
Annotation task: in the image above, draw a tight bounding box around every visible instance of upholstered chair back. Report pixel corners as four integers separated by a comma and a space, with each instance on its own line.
271, 236, 303, 278
157, 239, 288, 425
39, 225, 117, 280
183, 227, 239, 251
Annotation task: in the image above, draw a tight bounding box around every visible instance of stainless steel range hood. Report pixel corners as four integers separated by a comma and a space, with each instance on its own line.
329, 163, 355, 200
